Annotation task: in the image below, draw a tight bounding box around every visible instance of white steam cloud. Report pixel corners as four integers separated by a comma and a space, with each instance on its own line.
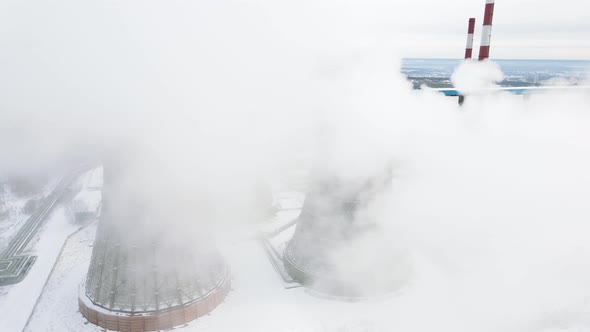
1, 1, 590, 332
451, 60, 505, 94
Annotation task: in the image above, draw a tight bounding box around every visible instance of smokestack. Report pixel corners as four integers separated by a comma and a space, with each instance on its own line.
78, 152, 231, 332
478, 0, 495, 61
464, 18, 476, 59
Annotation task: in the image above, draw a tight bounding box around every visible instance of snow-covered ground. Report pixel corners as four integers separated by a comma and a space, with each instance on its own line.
21, 192, 408, 332
0, 207, 79, 332
0, 178, 57, 254
12, 170, 582, 332
76, 167, 103, 192
70, 167, 103, 219
0, 194, 29, 254
0, 167, 103, 332
24, 222, 98, 332
2, 169, 492, 332
3, 171, 412, 332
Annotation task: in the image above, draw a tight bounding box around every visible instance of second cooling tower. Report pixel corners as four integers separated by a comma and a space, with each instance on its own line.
284, 169, 409, 298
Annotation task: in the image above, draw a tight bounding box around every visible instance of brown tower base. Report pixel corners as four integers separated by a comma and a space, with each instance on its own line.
79, 276, 231, 332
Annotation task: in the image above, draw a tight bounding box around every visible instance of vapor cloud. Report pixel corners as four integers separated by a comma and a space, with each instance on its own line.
1, 1, 590, 332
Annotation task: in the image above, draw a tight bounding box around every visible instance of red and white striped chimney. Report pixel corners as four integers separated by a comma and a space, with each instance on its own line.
478, 0, 495, 61
464, 18, 476, 59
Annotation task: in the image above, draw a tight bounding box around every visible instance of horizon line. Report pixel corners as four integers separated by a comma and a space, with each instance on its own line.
403, 57, 590, 62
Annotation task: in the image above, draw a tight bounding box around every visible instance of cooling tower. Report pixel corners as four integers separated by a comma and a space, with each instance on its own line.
79, 154, 231, 332
284, 169, 405, 297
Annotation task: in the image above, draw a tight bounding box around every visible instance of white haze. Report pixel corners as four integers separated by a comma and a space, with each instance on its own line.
1, 1, 590, 332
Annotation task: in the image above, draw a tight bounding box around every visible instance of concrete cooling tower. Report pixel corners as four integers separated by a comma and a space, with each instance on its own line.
79, 154, 231, 332
284, 169, 406, 298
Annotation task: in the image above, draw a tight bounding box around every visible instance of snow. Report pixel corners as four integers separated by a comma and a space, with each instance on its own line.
24, 223, 98, 332
6, 181, 411, 332
71, 190, 101, 215
70, 168, 102, 210
17, 186, 408, 332
0, 191, 39, 253
23, 220, 406, 332
0, 167, 103, 332
0, 207, 79, 332
78, 167, 103, 191
0, 174, 65, 253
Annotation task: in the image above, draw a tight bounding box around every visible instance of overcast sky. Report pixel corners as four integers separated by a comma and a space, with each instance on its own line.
0, 0, 588, 65
390, 0, 590, 59
306, 0, 590, 59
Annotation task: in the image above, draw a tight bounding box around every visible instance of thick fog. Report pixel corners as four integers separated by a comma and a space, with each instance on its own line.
1, 1, 590, 331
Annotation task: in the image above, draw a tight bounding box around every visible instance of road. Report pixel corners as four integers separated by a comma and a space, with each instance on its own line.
0, 166, 90, 286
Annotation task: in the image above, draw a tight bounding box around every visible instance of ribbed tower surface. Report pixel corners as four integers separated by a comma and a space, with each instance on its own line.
284, 171, 405, 298
79, 156, 231, 332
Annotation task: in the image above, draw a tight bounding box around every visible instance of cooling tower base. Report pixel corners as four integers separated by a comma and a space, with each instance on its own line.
282, 250, 356, 298
283, 246, 405, 299
78, 275, 231, 332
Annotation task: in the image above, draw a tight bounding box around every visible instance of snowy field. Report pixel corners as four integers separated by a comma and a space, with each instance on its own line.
0, 178, 58, 254
21, 190, 409, 332
0, 206, 79, 332
24, 222, 97, 332
0, 167, 103, 332
3, 176, 409, 332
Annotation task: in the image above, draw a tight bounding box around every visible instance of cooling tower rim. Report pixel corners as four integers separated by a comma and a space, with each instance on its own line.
303, 283, 405, 302
78, 270, 232, 331
304, 194, 378, 205
79, 267, 231, 316
283, 244, 405, 300
283, 244, 323, 279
